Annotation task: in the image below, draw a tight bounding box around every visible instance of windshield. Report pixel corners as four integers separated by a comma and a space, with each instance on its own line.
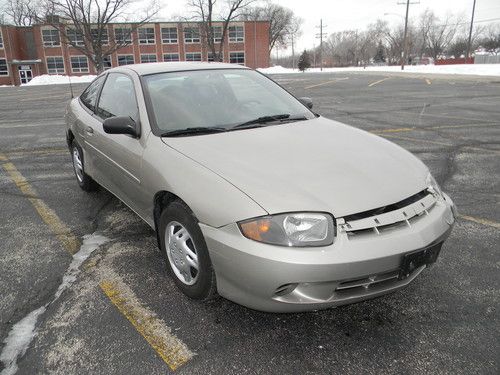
143, 69, 315, 133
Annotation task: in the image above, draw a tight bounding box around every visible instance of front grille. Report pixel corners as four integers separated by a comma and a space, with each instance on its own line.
343, 189, 430, 222
335, 270, 400, 294
340, 190, 438, 238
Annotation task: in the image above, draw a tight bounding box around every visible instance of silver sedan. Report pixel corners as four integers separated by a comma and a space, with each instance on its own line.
65, 62, 456, 312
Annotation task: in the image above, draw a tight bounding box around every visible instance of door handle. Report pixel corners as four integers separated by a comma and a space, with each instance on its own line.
86, 126, 94, 134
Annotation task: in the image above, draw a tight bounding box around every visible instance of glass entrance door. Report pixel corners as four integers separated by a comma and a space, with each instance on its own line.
18, 65, 33, 84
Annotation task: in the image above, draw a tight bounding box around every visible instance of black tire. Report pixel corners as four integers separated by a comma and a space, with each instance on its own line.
159, 200, 217, 300
71, 140, 98, 192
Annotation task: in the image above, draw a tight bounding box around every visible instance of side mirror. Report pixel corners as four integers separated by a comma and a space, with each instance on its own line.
103, 116, 139, 137
298, 97, 313, 110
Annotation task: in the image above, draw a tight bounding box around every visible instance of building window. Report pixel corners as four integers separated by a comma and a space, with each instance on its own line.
118, 55, 134, 65
42, 29, 60, 47
138, 27, 155, 44
0, 59, 8, 75
207, 52, 222, 62
184, 27, 200, 43
229, 52, 244, 65
70, 56, 89, 73
228, 25, 244, 43
140, 54, 157, 63
46, 56, 65, 74
0, 30, 3, 48
185, 52, 201, 61
67, 29, 85, 46
161, 27, 177, 44
163, 53, 179, 62
114, 28, 132, 44
212, 26, 222, 43
91, 28, 108, 45
103, 55, 112, 70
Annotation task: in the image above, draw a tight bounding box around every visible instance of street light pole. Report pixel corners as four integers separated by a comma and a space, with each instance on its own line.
401, 0, 410, 70
465, 0, 477, 62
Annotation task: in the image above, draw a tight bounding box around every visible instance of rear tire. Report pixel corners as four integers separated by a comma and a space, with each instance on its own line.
159, 200, 217, 300
71, 140, 98, 192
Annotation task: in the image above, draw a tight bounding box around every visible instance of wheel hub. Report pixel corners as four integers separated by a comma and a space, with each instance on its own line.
165, 221, 199, 285
72, 147, 84, 183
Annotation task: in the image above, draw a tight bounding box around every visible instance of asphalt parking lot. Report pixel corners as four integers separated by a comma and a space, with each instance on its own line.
0, 71, 499, 374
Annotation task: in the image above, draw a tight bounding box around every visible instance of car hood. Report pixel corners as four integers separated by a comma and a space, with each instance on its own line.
162, 117, 429, 218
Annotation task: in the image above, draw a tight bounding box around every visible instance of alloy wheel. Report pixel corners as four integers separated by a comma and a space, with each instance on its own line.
165, 221, 199, 285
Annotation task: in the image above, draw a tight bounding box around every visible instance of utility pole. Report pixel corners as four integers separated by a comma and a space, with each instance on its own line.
315, 19, 327, 71
312, 43, 316, 67
401, 0, 410, 70
465, 0, 477, 62
398, 0, 419, 70
291, 34, 295, 70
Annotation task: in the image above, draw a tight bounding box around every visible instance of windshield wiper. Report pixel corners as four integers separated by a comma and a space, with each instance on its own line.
161, 127, 227, 137
231, 114, 291, 129
231, 114, 310, 130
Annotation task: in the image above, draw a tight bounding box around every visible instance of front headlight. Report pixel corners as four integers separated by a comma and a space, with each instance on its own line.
426, 172, 443, 199
238, 212, 335, 247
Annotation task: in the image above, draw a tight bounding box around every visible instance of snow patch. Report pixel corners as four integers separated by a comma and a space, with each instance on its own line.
22, 74, 96, 86
0, 307, 46, 375
0, 233, 109, 375
258, 64, 500, 76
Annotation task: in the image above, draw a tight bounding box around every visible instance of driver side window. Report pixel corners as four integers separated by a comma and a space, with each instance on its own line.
96, 73, 139, 122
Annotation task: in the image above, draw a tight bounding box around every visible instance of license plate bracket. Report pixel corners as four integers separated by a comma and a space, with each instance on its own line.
399, 242, 442, 280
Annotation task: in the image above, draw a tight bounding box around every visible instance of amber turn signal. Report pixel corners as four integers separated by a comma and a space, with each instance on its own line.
239, 219, 271, 241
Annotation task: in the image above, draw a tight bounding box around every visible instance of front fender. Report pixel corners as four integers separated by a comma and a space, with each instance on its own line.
141, 135, 267, 227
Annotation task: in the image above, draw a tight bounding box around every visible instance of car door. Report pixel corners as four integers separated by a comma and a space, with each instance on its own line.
91, 72, 145, 214
75, 75, 106, 178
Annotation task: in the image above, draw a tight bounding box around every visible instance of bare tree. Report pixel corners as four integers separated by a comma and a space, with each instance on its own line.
384, 21, 417, 64
480, 24, 500, 55
241, 1, 295, 54
41, 0, 159, 73
2, 0, 40, 26
426, 12, 461, 59
187, 0, 255, 62
285, 16, 302, 69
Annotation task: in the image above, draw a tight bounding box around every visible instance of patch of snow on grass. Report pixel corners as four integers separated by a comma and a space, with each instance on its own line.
0, 233, 109, 375
258, 64, 500, 76
22, 74, 96, 86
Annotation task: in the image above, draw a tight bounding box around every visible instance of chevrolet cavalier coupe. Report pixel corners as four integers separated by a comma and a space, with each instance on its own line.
65, 62, 456, 312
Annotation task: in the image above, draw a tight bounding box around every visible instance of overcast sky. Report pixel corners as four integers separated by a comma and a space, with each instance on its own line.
158, 0, 500, 53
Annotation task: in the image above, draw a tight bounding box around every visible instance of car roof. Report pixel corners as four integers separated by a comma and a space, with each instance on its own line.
112, 62, 250, 76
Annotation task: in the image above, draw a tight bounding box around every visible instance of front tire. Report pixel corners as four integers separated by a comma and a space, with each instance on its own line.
159, 201, 217, 300
71, 140, 98, 192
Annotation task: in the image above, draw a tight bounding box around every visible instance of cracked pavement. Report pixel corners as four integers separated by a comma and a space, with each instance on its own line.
0, 72, 499, 374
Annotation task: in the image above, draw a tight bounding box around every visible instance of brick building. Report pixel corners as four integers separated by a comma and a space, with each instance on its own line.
0, 21, 270, 86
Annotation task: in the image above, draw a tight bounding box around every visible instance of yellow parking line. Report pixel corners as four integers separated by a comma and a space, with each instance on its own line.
371, 127, 414, 134
1, 154, 193, 370
381, 134, 453, 146
428, 123, 500, 130
459, 214, 500, 229
393, 110, 497, 124
425, 78, 432, 85
370, 123, 500, 134
0, 154, 80, 254
368, 77, 391, 87
5, 148, 68, 158
305, 78, 348, 89
381, 134, 500, 154
101, 280, 194, 370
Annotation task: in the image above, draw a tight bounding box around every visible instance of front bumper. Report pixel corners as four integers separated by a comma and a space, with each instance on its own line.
201, 194, 456, 313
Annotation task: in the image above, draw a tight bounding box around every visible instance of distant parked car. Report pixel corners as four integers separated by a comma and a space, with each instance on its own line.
65, 62, 456, 312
